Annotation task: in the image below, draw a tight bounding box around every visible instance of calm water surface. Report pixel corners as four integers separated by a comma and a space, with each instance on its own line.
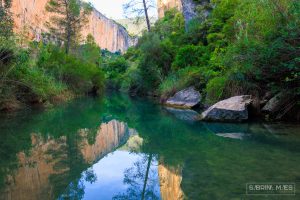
0, 93, 299, 200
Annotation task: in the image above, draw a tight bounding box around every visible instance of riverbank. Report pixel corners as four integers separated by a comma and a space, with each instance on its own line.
0, 37, 105, 112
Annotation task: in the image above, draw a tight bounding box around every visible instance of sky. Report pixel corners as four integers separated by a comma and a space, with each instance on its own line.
84, 0, 158, 20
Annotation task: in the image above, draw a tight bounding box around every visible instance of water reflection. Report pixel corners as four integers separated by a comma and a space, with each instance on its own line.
158, 164, 184, 200
0, 119, 135, 200
0, 93, 299, 200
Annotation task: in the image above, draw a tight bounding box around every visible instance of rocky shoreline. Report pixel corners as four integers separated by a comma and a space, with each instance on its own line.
163, 86, 300, 122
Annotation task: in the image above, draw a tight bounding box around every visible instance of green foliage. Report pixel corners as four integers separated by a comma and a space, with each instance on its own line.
0, 34, 104, 110
46, 0, 92, 54
172, 45, 209, 70
77, 34, 101, 64
153, 9, 185, 45
0, 41, 66, 108
121, 64, 142, 93
205, 76, 227, 104
102, 56, 129, 90
37, 44, 104, 94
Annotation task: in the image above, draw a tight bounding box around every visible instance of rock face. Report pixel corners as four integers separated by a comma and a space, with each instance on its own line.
11, 0, 136, 52
200, 95, 252, 122
157, 0, 209, 26
157, 0, 183, 18
165, 87, 201, 108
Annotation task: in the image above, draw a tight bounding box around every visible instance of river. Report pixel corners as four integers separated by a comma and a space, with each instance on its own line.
0, 93, 299, 200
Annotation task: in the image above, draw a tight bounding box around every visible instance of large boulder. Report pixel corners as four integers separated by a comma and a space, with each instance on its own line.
165, 87, 201, 108
200, 95, 252, 122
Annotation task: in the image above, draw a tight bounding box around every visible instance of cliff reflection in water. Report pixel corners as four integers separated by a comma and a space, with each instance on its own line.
0, 93, 299, 200
1, 119, 133, 200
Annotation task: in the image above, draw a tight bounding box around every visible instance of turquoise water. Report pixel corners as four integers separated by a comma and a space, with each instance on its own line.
0, 93, 299, 200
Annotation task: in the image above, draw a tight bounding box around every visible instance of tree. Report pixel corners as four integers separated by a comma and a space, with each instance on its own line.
0, 0, 13, 38
123, 0, 155, 32
45, 0, 92, 54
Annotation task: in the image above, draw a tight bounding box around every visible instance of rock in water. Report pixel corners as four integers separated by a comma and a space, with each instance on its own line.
165, 87, 201, 108
200, 95, 252, 122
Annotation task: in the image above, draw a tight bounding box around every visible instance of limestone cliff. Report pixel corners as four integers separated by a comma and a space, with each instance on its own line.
157, 0, 210, 26
157, 0, 183, 18
11, 0, 135, 52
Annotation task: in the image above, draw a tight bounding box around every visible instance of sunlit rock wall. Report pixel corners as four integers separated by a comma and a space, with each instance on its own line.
157, 0, 183, 18
11, 0, 135, 52
158, 164, 184, 200
157, 0, 210, 26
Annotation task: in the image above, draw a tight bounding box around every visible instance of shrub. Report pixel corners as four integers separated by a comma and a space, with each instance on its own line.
37, 44, 104, 94
102, 56, 129, 90
121, 63, 142, 93
205, 76, 227, 104
172, 45, 209, 70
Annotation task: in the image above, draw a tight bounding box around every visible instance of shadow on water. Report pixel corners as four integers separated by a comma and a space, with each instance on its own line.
0, 92, 299, 200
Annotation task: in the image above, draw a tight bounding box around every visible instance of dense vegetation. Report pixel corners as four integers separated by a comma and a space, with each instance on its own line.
1, 0, 299, 117
109, 0, 299, 106
0, 0, 104, 111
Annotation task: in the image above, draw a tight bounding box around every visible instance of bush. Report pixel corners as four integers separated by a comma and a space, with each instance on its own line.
37, 44, 105, 94
102, 56, 129, 90
205, 76, 227, 104
121, 63, 142, 93
172, 45, 209, 70
159, 65, 217, 98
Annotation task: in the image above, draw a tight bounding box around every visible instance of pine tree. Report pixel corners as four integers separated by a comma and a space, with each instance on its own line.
45, 0, 92, 54
123, 0, 155, 32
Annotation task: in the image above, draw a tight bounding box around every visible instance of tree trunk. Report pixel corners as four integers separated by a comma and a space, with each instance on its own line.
66, 28, 71, 54
142, 0, 151, 32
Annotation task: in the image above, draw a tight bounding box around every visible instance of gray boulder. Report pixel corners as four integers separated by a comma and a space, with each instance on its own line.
200, 95, 252, 122
262, 92, 285, 113
165, 87, 201, 108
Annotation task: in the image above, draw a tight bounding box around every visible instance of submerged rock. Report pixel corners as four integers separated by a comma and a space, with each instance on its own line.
200, 95, 252, 122
165, 107, 200, 121
216, 133, 246, 140
165, 87, 201, 108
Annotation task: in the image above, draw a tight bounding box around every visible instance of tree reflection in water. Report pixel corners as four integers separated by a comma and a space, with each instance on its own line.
113, 154, 160, 200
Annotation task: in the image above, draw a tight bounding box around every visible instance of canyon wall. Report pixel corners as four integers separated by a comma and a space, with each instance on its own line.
157, 0, 183, 18
11, 0, 135, 52
157, 0, 210, 27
